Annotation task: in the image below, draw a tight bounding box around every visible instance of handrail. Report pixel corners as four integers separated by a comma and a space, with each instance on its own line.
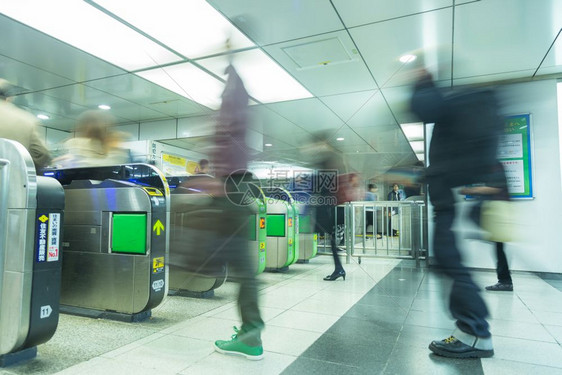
0, 159, 10, 258
0, 159, 10, 328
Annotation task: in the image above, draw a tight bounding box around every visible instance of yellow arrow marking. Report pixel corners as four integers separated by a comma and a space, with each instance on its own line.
153, 220, 165, 236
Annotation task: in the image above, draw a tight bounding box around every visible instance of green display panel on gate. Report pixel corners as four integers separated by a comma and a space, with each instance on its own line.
299, 214, 312, 234
266, 214, 286, 237
248, 214, 257, 241
111, 213, 147, 254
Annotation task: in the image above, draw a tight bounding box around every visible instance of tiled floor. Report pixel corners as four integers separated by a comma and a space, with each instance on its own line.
3, 256, 562, 374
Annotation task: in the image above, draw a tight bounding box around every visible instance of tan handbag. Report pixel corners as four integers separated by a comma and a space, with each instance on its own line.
480, 200, 514, 242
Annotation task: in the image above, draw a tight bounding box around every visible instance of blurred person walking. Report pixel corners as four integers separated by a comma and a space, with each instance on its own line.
53, 110, 129, 168
0, 79, 51, 170
211, 63, 264, 360
387, 183, 405, 236
411, 69, 502, 358
365, 183, 378, 201
303, 132, 347, 281
196, 159, 210, 175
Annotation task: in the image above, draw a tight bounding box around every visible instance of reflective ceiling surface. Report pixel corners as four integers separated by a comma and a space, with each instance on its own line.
0, 0, 561, 178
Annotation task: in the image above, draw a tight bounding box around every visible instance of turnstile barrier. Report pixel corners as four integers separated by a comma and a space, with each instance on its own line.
46, 164, 169, 321
263, 187, 299, 270
169, 187, 228, 297
0, 139, 64, 366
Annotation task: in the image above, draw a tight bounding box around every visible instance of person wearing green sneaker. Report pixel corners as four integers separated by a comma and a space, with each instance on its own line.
211, 61, 265, 360
215, 326, 264, 360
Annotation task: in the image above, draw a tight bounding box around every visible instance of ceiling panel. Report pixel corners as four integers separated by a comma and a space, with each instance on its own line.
452, 69, 538, 86
263, 31, 376, 96
350, 8, 453, 88
207, 0, 344, 45
354, 124, 412, 154
196, 49, 313, 103
0, 1, 182, 71
381, 86, 419, 125
93, 0, 254, 59
11, 91, 89, 132
453, 0, 561, 79
264, 98, 344, 133
335, 90, 398, 130
0, 55, 75, 93
535, 0, 562, 76
137, 63, 225, 110
331, 126, 373, 148
333, 0, 453, 27
537, 40, 562, 76
250, 106, 304, 146
84, 74, 211, 118
338, 142, 376, 155
1, 0, 561, 177
34, 84, 172, 124
0, 14, 126, 83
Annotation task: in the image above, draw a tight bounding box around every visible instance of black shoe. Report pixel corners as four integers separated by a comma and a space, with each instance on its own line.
324, 270, 346, 281
485, 282, 513, 291
429, 336, 494, 359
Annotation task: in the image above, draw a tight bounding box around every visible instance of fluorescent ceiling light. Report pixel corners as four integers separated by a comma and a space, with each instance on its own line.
98, 104, 111, 110
399, 54, 417, 63
265, 143, 273, 147
92, 0, 255, 59
37, 114, 50, 120
416, 153, 425, 161
400, 122, 424, 141
0, 0, 182, 71
197, 49, 313, 104
336, 137, 344, 141
409, 140, 424, 153
137, 63, 224, 109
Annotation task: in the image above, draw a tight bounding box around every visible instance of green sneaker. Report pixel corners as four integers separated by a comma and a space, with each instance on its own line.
214, 327, 264, 360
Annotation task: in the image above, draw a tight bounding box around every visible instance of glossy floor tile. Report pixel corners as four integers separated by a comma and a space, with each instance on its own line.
2, 255, 562, 375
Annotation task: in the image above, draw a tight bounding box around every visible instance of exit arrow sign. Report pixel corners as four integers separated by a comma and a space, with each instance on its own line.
153, 220, 165, 236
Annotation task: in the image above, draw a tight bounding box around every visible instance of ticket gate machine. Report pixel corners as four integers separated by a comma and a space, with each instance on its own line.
288, 192, 318, 263
250, 188, 267, 274
0, 139, 64, 366
297, 211, 318, 262
263, 188, 299, 271
169, 188, 227, 298
46, 164, 169, 322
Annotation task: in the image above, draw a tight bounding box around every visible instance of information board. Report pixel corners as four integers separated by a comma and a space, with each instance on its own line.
498, 114, 533, 199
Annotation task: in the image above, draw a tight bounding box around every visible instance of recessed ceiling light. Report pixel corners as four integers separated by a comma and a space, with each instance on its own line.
37, 114, 50, 120
400, 122, 424, 141
137, 62, 224, 109
409, 140, 424, 153
399, 54, 417, 63
336, 137, 344, 141
98, 104, 111, 110
0, 1, 182, 71
265, 143, 273, 147
93, 0, 255, 59
197, 49, 313, 104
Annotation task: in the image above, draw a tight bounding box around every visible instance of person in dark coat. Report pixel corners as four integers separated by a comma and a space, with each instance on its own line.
410, 70, 500, 359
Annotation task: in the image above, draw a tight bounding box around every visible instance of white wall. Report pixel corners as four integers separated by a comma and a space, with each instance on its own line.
429, 79, 562, 273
